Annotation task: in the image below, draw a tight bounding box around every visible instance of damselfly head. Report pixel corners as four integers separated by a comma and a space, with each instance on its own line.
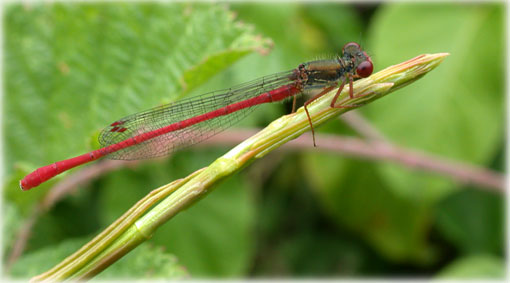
342, 42, 373, 78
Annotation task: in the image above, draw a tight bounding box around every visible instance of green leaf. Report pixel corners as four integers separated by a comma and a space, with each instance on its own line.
435, 189, 504, 254
299, 3, 363, 52
366, 3, 504, 202
9, 238, 88, 279
4, 2, 270, 184
437, 255, 505, 279
231, 3, 363, 58
303, 156, 436, 264
2, 201, 23, 257
3, 166, 46, 215
96, 243, 188, 279
8, 237, 188, 279
4, 3, 264, 277
305, 2, 504, 265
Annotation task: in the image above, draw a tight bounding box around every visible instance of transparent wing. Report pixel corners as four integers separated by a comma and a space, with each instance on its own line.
99, 70, 297, 160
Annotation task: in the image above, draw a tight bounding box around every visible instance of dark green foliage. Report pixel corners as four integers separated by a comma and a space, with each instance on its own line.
3, 2, 504, 279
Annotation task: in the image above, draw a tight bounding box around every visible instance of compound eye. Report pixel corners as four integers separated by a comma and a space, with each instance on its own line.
342, 42, 361, 55
356, 60, 373, 78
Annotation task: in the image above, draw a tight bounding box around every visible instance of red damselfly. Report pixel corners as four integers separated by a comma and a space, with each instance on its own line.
20, 42, 373, 190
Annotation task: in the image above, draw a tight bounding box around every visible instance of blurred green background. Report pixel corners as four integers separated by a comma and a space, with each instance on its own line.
3, 2, 505, 279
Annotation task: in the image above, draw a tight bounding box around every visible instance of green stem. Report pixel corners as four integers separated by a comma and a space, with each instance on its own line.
72, 225, 147, 280
31, 53, 448, 281
31, 169, 204, 281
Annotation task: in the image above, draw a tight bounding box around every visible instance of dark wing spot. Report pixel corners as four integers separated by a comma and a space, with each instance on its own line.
110, 121, 125, 126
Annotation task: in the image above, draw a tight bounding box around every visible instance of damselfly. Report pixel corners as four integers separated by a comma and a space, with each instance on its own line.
20, 42, 373, 190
